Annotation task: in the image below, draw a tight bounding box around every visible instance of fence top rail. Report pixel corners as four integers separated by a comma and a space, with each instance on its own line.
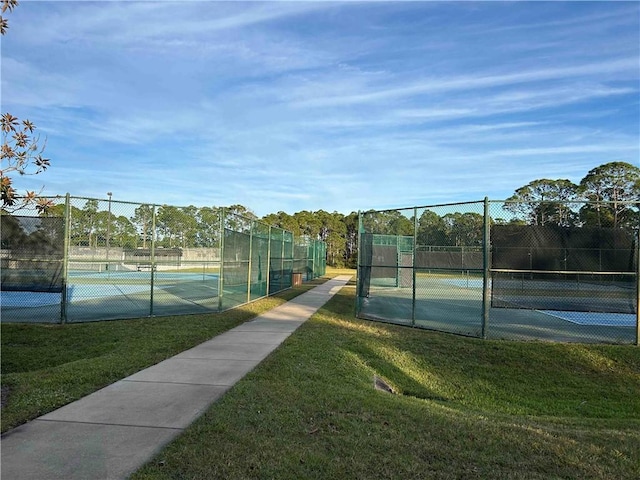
491, 268, 636, 276
360, 199, 640, 216
360, 199, 486, 215
63, 195, 159, 207
497, 200, 639, 206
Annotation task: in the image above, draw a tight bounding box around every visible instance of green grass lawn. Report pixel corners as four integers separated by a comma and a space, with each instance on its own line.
3, 268, 639, 479
132, 284, 640, 480
0, 277, 331, 433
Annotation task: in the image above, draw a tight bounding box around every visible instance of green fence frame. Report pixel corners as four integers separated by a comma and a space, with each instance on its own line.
1, 195, 326, 323
357, 199, 640, 345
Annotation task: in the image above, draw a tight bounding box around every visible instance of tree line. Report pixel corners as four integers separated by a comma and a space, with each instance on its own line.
504, 161, 639, 229
44, 203, 359, 266
3, 162, 639, 268
268, 161, 639, 266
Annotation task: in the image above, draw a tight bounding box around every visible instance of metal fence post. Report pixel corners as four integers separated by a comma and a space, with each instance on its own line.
481, 197, 490, 339
149, 205, 156, 317
356, 211, 362, 316
266, 226, 272, 296
412, 207, 417, 327
106, 192, 112, 271
636, 228, 640, 345
247, 220, 254, 304
281, 231, 285, 291
218, 208, 225, 311
60, 193, 71, 324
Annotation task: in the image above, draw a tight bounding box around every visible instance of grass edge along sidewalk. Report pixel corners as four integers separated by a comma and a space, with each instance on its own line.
133, 284, 640, 480
1, 271, 351, 433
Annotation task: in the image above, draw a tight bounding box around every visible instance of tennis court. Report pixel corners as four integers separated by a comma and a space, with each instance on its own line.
357, 200, 638, 344
1, 270, 222, 323
359, 272, 638, 344
1, 201, 327, 323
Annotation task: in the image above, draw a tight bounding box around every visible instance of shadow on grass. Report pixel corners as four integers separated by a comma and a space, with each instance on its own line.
315, 286, 640, 420
0, 278, 329, 432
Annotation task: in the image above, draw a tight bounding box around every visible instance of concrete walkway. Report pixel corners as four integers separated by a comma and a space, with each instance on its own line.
1, 275, 352, 480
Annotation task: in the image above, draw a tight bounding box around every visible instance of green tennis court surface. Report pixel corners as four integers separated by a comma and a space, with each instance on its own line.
359, 274, 637, 343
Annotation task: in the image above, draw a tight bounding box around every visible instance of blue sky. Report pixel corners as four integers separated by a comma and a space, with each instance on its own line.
2, 1, 638, 217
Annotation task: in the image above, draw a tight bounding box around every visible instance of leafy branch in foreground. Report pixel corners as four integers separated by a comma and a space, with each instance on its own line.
0, 0, 18, 35
0, 0, 53, 213
1, 114, 52, 213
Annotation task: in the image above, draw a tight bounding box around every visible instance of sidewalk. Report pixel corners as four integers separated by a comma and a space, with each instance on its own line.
1, 275, 352, 480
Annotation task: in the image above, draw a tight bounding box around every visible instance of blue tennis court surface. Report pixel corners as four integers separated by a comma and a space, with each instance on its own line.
540, 310, 636, 327
1, 285, 150, 307
442, 278, 484, 288
1, 291, 62, 307
1, 273, 221, 308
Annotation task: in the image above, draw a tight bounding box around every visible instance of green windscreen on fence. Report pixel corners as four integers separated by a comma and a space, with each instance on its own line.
293, 238, 325, 280
250, 222, 270, 302
1, 197, 326, 323
268, 227, 294, 294
283, 230, 294, 288
0, 214, 65, 292
314, 240, 327, 278
222, 227, 250, 310
357, 200, 639, 344
358, 233, 412, 294
491, 224, 638, 314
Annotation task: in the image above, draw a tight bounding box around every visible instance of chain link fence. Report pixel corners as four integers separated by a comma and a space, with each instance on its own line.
1, 195, 326, 323
357, 199, 639, 344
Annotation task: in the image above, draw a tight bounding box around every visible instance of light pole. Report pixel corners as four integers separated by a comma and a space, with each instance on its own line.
106, 192, 112, 271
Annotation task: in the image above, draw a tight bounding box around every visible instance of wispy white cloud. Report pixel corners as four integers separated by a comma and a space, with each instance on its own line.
291, 58, 638, 108
13, 1, 335, 46
291, 83, 634, 133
